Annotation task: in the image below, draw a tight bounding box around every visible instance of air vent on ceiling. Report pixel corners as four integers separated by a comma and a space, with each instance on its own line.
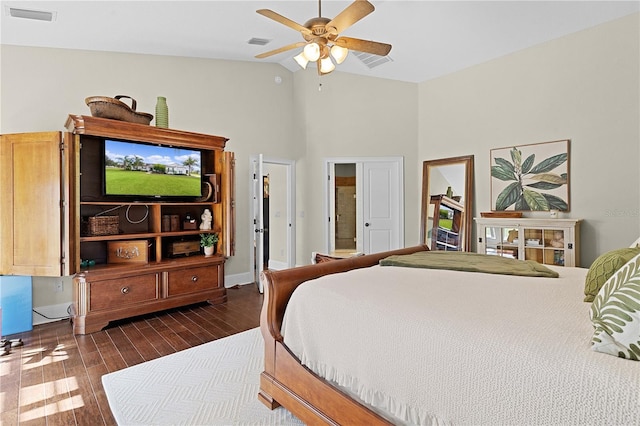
352, 51, 393, 69
248, 38, 271, 46
7, 7, 56, 22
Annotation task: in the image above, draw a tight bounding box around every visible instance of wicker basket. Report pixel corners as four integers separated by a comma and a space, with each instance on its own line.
81, 215, 120, 236
85, 95, 153, 125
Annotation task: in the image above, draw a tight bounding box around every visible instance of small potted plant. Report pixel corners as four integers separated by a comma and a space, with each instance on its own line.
200, 232, 219, 256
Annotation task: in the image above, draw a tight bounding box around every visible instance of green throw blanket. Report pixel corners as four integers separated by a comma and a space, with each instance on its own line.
380, 251, 559, 278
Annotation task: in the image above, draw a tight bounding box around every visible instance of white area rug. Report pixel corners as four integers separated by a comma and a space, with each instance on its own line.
102, 328, 303, 425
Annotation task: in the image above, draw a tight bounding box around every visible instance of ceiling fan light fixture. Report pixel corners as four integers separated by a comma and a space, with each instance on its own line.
255, 0, 391, 77
303, 42, 321, 62
330, 45, 348, 64
294, 52, 309, 69
319, 57, 336, 74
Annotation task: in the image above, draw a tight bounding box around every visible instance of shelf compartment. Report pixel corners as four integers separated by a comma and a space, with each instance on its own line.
524, 247, 544, 263
545, 249, 565, 266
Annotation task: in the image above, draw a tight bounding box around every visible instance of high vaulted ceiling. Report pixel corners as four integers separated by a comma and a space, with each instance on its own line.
1, 1, 638, 83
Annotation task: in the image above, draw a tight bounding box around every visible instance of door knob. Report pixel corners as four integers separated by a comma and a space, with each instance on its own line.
365, 222, 370, 227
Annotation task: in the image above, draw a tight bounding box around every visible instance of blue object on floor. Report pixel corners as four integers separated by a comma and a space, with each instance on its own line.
0, 275, 33, 336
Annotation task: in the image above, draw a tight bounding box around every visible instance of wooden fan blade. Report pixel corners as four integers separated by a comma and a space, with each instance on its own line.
257, 9, 312, 36
334, 36, 392, 56
255, 42, 306, 59
325, 0, 374, 35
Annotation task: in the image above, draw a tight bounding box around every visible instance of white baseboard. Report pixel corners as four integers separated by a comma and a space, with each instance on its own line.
224, 271, 255, 288
33, 302, 71, 326
268, 260, 288, 270
225, 264, 296, 288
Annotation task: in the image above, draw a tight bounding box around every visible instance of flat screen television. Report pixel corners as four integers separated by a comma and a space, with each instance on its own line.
103, 139, 203, 200
438, 205, 454, 231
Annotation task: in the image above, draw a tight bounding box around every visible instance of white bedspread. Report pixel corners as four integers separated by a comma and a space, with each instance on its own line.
281, 265, 640, 425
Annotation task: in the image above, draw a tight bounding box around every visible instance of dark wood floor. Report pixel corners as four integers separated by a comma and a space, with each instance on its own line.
0, 284, 263, 425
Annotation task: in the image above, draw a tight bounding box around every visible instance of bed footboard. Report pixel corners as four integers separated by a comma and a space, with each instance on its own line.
258, 245, 428, 424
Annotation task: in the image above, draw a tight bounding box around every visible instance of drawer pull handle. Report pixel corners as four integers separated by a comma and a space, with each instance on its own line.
121, 286, 130, 294
191, 276, 198, 282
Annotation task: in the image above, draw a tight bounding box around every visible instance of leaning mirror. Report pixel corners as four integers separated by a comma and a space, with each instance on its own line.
420, 155, 474, 251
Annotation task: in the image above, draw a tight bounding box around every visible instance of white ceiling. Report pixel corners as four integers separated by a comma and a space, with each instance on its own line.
1, 1, 638, 83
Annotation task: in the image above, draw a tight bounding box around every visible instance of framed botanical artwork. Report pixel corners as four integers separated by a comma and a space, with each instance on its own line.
490, 139, 570, 212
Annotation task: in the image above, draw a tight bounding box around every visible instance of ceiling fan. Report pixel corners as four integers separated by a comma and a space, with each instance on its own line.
255, 0, 392, 76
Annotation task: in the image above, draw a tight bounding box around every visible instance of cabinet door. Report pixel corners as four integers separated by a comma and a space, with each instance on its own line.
220, 151, 235, 256
481, 225, 519, 259
0, 132, 69, 276
523, 227, 571, 267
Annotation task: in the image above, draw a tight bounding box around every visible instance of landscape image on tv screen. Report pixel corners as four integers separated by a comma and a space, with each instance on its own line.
104, 139, 202, 197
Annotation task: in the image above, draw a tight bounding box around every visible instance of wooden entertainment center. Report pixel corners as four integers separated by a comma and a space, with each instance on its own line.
0, 115, 235, 334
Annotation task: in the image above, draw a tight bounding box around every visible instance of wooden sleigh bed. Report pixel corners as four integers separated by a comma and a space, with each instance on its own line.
259, 245, 427, 425
258, 150, 639, 424
258, 244, 640, 425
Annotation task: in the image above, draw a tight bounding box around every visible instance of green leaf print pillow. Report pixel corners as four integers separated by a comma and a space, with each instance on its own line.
584, 247, 640, 302
590, 252, 640, 360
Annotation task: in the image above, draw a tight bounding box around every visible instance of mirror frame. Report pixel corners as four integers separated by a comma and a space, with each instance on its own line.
420, 155, 474, 251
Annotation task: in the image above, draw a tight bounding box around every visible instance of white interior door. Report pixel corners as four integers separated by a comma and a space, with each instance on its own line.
363, 160, 402, 253
250, 155, 296, 293
327, 168, 337, 253
251, 155, 265, 292
325, 157, 404, 255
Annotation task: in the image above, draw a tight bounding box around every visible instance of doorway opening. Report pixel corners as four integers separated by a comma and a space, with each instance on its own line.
324, 157, 404, 256
334, 164, 357, 251
250, 155, 295, 293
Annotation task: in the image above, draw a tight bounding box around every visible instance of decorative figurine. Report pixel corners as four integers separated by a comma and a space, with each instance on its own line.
549, 231, 564, 248
200, 208, 212, 230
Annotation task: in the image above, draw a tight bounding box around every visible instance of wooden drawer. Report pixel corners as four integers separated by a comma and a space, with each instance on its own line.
167, 265, 219, 297
89, 273, 159, 311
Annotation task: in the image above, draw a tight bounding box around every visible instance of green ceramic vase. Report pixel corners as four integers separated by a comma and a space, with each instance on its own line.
155, 96, 168, 128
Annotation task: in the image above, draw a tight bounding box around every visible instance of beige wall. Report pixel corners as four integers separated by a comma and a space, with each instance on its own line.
0, 46, 301, 280
1, 13, 638, 314
293, 69, 419, 256
0, 44, 417, 313
418, 13, 640, 266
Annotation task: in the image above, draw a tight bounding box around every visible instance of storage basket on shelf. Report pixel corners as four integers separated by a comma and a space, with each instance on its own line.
81, 215, 120, 236
85, 95, 153, 125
